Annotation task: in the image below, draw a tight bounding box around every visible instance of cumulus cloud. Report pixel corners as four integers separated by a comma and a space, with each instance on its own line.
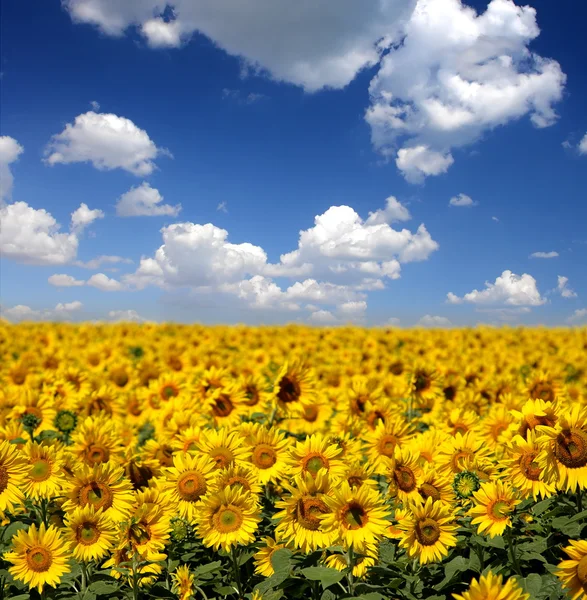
449, 193, 476, 207
417, 315, 452, 327
45, 111, 166, 176
365, 196, 411, 224
1, 301, 83, 322
557, 275, 577, 299
579, 133, 587, 155
366, 0, 565, 181
87, 273, 124, 291
530, 251, 558, 259
0, 136, 24, 203
308, 310, 339, 325
447, 269, 545, 306
108, 309, 146, 322
116, 182, 181, 217
48, 274, 85, 287
567, 308, 587, 324
62, 0, 415, 92
71, 202, 105, 233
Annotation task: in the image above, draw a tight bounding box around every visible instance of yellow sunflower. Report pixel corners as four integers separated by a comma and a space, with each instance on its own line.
397, 497, 458, 564
63, 505, 116, 562
246, 424, 291, 484
362, 417, 414, 474
324, 544, 378, 578
210, 463, 263, 496
556, 539, 587, 600
4, 523, 71, 593
195, 486, 260, 552
273, 360, 317, 416
196, 427, 249, 470
70, 414, 124, 467
118, 502, 171, 560
0, 439, 27, 513
452, 571, 529, 600
286, 433, 346, 481
385, 446, 423, 503
467, 480, 520, 538
171, 564, 195, 600
525, 370, 564, 404
254, 537, 291, 577
512, 398, 559, 439
417, 468, 455, 506
21, 441, 65, 501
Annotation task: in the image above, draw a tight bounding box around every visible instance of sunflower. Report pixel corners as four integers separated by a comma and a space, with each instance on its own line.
210, 463, 263, 496
286, 433, 346, 481
172, 425, 202, 454
442, 407, 479, 437
525, 370, 564, 404
342, 375, 383, 419
0, 439, 27, 513
118, 502, 171, 560
102, 547, 164, 587
501, 432, 555, 499
409, 364, 442, 404
254, 537, 290, 577
467, 480, 520, 538
239, 372, 274, 416
324, 544, 378, 578
195, 486, 260, 552
556, 539, 587, 600
417, 468, 455, 506
21, 441, 65, 500
246, 424, 291, 484
397, 497, 458, 564
11, 391, 56, 436
362, 417, 414, 474
274, 469, 337, 553
408, 429, 450, 467
196, 427, 249, 470
208, 382, 248, 428
63, 505, 116, 561
273, 360, 317, 416
321, 481, 390, 553
478, 404, 515, 454
62, 462, 134, 522
171, 565, 195, 600
4, 523, 71, 593
436, 432, 493, 476
342, 462, 379, 491
284, 399, 333, 435
452, 571, 530, 600
385, 446, 424, 503
70, 414, 124, 467
537, 404, 587, 492
512, 398, 559, 439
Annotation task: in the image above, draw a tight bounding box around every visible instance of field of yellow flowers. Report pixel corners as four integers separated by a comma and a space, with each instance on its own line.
1, 322, 586, 600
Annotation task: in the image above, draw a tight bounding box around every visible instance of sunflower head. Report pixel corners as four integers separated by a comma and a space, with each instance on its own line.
453, 471, 480, 500
54, 410, 78, 434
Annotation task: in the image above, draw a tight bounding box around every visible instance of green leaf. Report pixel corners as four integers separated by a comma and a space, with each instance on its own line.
436, 556, 469, 590
532, 497, 554, 516
301, 567, 345, 588
520, 573, 542, 597
193, 560, 222, 577
321, 591, 336, 600
148, 584, 176, 598
87, 581, 120, 595
270, 548, 293, 576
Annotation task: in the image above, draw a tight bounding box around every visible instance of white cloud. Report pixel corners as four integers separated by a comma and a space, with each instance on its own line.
579, 133, 587, 155
87, 273, 124, 291
48, 274, 85, 287
45, 111, 166, 176
447, 269, 545, 306
0, 201, 79, 265
366, 0, 565, 181
62, 0, 415, 92
90, 100, 100, 111
116, 182, 181, 217
530, 251, 558, 259
417, 314, 452, 327
0, 136, 24, 203
366, 196, 411, 225
74, 255, 133, 270
308, 310, 339, 324
1, 301, 82, 322
567, 309, 587, 324
492, 216, 500, 222
71, 202, 105, 232
217, 201, 228, 213
557, 275, 577, 299
449, 193, 476, 207
385, 317, 401, 326
108, 309, 145, 322
395, 146, 454, 183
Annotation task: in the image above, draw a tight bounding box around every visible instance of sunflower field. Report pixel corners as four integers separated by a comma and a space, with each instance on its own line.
1, 322, 587, 600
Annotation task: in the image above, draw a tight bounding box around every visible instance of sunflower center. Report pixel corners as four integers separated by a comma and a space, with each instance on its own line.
177, 471, 207, 502
530, 382, 554, 402
347, 476, 364, 488
296, 497, 329, 531
302, 453, 329, 476
25, 546, 53, 572
161, 384, 179, 399
351, 395, 368, 415
394, 466, 417, 492
341, 501, 368, 530
29, 458, 51, 482
415, 518, 441, 545
519, 452, 542, 481
226, 476, 251, 491
80, 482, 114, 511
244, 386, 260, 406
277, 376, 301, 404
490, 422, 508, 441
212, 395, 234, 417
213, 505, 244, 533
577, 555, 587, 585
389, 361, 404, 376
414, 372, 430, 392
303, 405, 319, 422
367, 410, 386, 429
210, 448, 234, 469
88, 396, 113, 417
77, 521, 100, 545
554, 428, 587, 469
521, 414, 556, 437
489, 500, 512, 520
85, 444, 110, 466
450, 449, 474, 473
419, 483, 441, 502
377, 435, 397, 457
252, 444, 277, 469
443, 386, 456, 401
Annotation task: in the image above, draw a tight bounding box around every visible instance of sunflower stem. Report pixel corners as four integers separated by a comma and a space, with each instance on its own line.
131, 553, 140, 600
346, 546, 355, 596
267, 401, 278, 429
80, 562, 88, 595
577, 490, 583, 514
506, 529, 521, 577
231, 546, 244, 599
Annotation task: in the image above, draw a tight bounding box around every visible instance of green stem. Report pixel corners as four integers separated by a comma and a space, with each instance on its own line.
231, 546, 244, 599
347, 546, 355, 596
80, 562, 88, 596
476, 543, 485, 571
131, 554, 140, 600
267, 401, 278, 429
506, 529, 521, 577
577, 491, 583, 514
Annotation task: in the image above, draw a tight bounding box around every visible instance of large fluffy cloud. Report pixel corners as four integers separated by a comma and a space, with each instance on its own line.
62, 0, 415, 92
366, 0, 565, 180
447, 269, 545, 306
45, 111, 166, 176
0, 136, 24, 203
116, 182, 181, 217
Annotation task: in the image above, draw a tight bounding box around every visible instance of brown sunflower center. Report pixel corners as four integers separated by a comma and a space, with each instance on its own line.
210, 448, 234, 469
177, 471, 207, 502
277, 376, 301, 404
577, 555, 587, 585
79, 482, 114, 511
519, 452, 542, 481
394, 466, 417, 492
161, 384, 179, 400
419, 483, 441, 502
415, 518, 441, 545
252, 444, 277, 470
0, 465, 8, 493
29, 458, 51, 482
88, 396, 113, 417
303, 405, 319, 422
530, 382, 555, 402
377, 435, 397, 457
520, 414, 556, 437
76, 521, 100, 545
85, 444, 110, 466
414, 371, 431, 392
389, 361, 404, 376
554, 428, 587, 469
341, 501, 368, 530
351, 395, 369, 415
212, 395, 234, 417
110, 368, 129, 388
302, 453, 329, 476
489, 500, 512, 520
25, 546, 53, 572
296, 497, 329, 531
443, 386, 456, 401
225, 476, 251, 491
213, 505, 244, 533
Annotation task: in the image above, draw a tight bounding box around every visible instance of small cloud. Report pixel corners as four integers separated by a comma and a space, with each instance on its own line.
74, 255, 133, 270
416, 315, 452, 328
492, 216, 499, 222
308, 310, 339, 325
87, 273, 124, 292
71, 203, 104, 233
90, 100, 100, 111
116, 182, 181, 217
217, 201, 228, 214
557, 275, 577, 299
108, 309, 145, 322
222, 88, 266, 105
579, 133, 587, 155
530, 251, 559, 259
449, 193, 477, 207
48, 274, 85, 287
567, 308, 587, 324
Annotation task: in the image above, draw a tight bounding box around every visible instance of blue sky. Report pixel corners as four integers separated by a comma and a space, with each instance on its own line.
0, 0, 585, 326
